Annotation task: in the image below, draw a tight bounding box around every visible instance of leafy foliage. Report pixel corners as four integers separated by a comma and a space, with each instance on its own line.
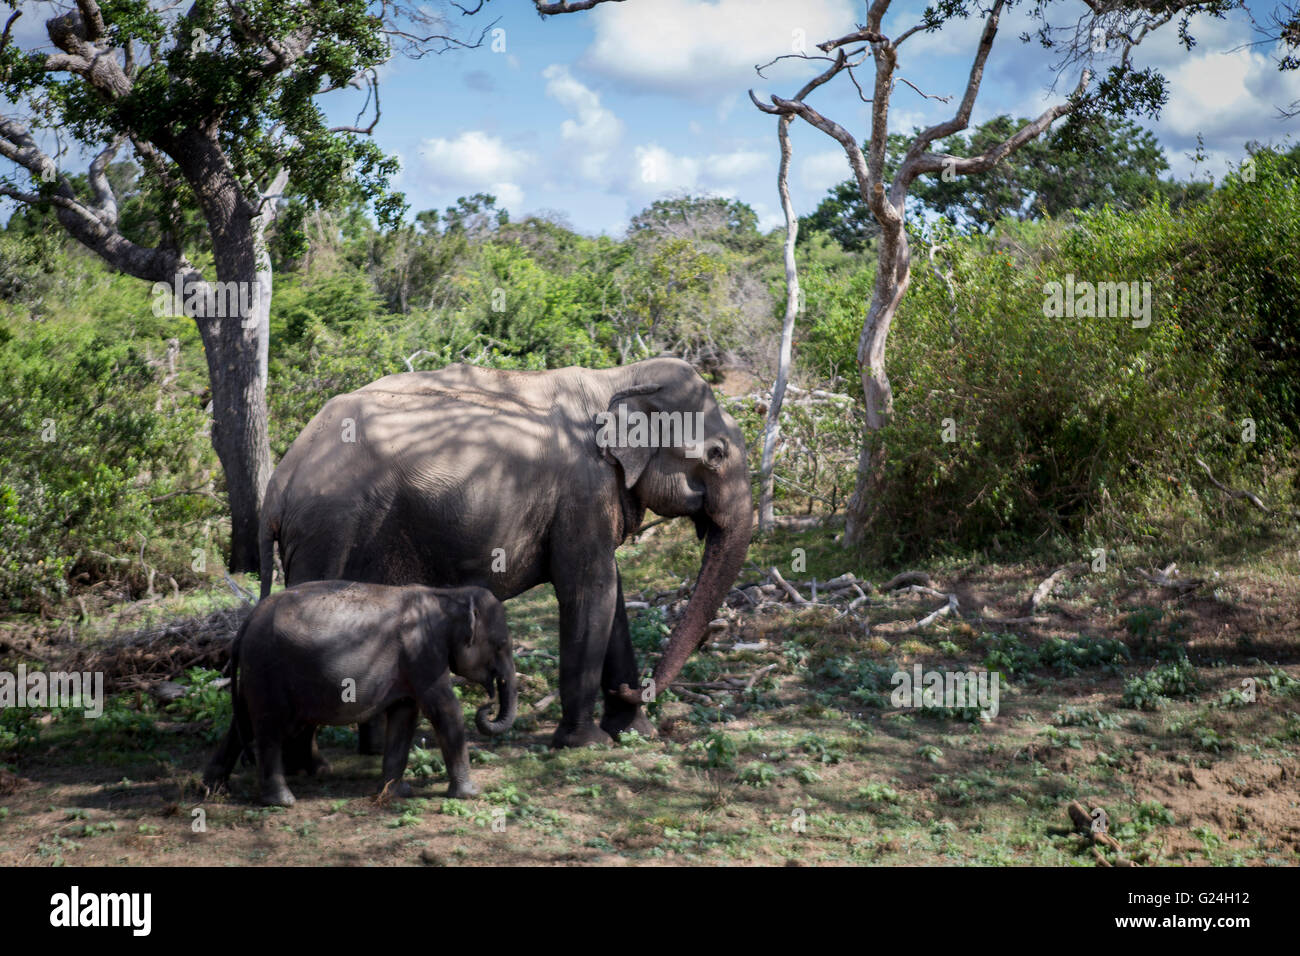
803, 146, 1300, 560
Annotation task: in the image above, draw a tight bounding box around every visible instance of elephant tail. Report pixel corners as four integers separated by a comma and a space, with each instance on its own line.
228, 625, 255, 764
258, 494, 279, 601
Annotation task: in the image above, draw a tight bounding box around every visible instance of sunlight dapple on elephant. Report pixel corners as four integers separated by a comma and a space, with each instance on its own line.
259, 357, 754, 749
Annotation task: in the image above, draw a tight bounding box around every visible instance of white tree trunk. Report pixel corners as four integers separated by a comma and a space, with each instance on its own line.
758, 114, 800, 532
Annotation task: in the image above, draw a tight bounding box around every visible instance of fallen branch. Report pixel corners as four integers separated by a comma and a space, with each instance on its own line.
873, 593, 959, 634
896, 584, 950, 600
403, 349, 438, 372
770, 514, 830, 531
916, 594, 959, 628
1194, 457, 1272, 514
1135, 562, 1205, 595
673, 687, 713, 705
222, 571, 256, 606
975, 613, 1048, 626
1067, 800, 1135, 865
769, 566, 809, 605
882, 571, 932, 591
1021, 562, 1082, 616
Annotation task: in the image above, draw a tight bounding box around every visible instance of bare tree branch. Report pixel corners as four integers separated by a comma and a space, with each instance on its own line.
758, 111, 800, 532
908, 0, 1007, 156
534, 0, 627, 13
0, 9, 21, 56
818, 27, 888, 51
0, 115, 190, 283
87, 135, 123, 226
899, 68, 1092, 187
330, 69, 382, 134
897, 76, 952, 103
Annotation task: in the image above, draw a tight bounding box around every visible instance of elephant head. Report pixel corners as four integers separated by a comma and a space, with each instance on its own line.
598, 358, 754, 694
450, 592, 518, 736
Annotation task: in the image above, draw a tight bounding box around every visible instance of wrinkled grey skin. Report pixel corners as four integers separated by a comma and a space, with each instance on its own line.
203, 581, 516, 806
260, 358, 754, 750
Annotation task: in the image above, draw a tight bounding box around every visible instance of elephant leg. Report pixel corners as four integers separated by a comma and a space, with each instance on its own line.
284, 726, 329, 775
255, 722, 295, 807
419, 674, 477, 799
379, 700, 416, 799
551, 557, 618, 748
600, 572, 656, 739
202, 721, 242, 792
358, 713, 387, 756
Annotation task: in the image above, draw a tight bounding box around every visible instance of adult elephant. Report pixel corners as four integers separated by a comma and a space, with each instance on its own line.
259, 357, 753, 748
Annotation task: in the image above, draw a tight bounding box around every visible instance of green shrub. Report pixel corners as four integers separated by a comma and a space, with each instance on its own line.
1122, 658, 1200, 710
0, 303, 216, 610
802, 147, 1300, 560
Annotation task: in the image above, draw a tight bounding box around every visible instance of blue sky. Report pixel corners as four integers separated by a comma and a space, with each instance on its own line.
5, 1, 1299, 236
323, 0, 1299, 236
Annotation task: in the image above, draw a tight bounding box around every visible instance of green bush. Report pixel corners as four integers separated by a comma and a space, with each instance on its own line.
1122, 658, 1200, 710
0, 298, 217, 610
802, 147, 1300, 560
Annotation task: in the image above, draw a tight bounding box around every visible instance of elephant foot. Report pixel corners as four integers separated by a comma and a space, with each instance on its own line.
260, 785, 296, 807
550, 722, 613, 749
201, 767, 229, 794
600, 706, 658, 741
381, 780, 413, 799
446, 779, 479, 799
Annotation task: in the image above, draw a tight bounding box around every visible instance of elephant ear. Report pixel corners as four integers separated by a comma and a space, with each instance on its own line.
597, 384, 661, 490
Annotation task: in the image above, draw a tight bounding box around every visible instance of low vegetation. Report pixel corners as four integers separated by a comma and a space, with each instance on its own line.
1, 138, 1296, 866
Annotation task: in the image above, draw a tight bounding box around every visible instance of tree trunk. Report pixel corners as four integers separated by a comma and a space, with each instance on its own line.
758, 115, 800, 533
175, 131, 276, 571
843, 206, 911, 547
195, 301, 271, 571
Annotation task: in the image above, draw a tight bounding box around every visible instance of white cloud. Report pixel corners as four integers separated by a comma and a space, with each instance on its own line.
1160, 46, 1300, 145
543, 64, 625, 183
583, 0, 856, 97
543, 65, 624, 151
800, 149, 850, 191
629, 144, 701, 195
705, 150, 768, 181
625, 145, 775, 200
491, 182, 526, 208
902, 11, 989, 59
419, 130, 533, 187
752, 201, 785, 232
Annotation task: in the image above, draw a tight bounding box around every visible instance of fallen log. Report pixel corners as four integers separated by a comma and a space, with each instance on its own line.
769, 566, 809, 605
882, 571, 932, 591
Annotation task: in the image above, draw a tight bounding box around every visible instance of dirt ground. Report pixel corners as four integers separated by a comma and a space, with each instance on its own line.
1, 529, 1298, 866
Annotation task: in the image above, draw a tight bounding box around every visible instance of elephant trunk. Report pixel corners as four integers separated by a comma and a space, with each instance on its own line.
475, 665, 517, 736
650, 503, 753, 695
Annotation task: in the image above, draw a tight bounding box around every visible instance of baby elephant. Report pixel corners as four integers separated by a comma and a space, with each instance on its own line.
204, 581, 516, 806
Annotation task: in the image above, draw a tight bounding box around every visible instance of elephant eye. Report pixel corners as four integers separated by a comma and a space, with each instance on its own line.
706, 443, 727, 466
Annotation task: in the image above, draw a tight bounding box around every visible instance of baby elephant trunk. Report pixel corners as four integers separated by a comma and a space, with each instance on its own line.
475, 661, 517, 736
